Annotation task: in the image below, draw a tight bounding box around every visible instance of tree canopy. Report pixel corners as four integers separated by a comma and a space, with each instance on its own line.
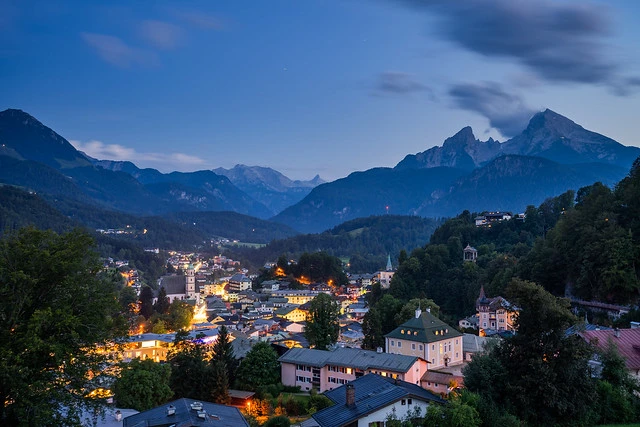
235, 342, 280, 390
0, 228, 126, 425
304, 293, 340, 350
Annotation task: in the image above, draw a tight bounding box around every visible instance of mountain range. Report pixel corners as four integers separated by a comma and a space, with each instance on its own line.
273, 109, 640, 232
1, 107, 639, 236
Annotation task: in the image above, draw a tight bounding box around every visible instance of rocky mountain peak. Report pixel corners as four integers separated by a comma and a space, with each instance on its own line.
443, 126, 477, 148
524, 108, 581, 136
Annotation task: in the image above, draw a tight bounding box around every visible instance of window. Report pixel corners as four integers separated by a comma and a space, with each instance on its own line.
411, 343, 416, 350
391, 340, 395, 347
419, 345, 423, 350
455, 339, 458, 345
408, 398, 412, 405
397, 342, 402, 348
456, 352, 459, 358
432, 345, 435, 351
401, 399, 406, 405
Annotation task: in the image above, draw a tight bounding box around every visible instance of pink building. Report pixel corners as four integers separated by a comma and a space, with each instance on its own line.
279, 347, 428, 392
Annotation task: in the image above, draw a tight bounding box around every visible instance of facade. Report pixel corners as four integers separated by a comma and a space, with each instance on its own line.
228, 273, 252, 292
476, 286, 517, 335
305, 374, 444, 427
274, 305, 308, 322
385, 309, 463, 370
279, 347, 428, 392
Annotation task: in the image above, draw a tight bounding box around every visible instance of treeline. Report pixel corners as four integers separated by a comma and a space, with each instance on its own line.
231, 215, 443, 273
388, 157, 640, 320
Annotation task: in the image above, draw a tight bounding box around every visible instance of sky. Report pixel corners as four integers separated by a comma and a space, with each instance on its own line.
2, 0, 640, 181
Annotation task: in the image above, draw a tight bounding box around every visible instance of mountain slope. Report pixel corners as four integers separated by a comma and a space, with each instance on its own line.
0, 109, 91, 169
416, 155, 628, 217
271, 167, 467, 233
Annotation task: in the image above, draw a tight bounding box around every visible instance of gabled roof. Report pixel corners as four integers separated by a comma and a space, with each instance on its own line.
122, 397, 248, 427
278, 347, 420, 373
385, 311, 462, 343
312, 374, 444, 427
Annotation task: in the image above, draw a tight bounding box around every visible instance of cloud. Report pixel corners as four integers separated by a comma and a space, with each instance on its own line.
375, 72, 431, 95
81, 32, 157, 67
139, 20, 184, 50
70, 140, 205, 167
396, 0, 638, 93
449, 82, 537, 137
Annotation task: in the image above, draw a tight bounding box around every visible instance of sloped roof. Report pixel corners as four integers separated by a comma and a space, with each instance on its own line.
581, 328, 640, 371
385, 311, 462, 343
122, 397, 248, 427
462, 333, 499, 353
421, 371, 464, 387
313, 374, 444, 427
278, 347, 419, 373
159, 275, 186, 295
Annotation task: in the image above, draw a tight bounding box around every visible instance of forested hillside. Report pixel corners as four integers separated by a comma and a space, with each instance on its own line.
230, 215, 443, 273
384, 157, 640, 323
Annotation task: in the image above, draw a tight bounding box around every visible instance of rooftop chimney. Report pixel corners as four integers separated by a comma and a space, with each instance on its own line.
426, 307, 431, 313
346, 384, 355, 408
166, 405, 176, 416
114, 410, 122, 422
614, 328, 621, 338
376, 347, 383, 353
415, 308, 422, 318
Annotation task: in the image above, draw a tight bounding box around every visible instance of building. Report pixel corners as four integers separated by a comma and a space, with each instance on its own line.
279, 347, 428, 392
302, 374, 444, 427
385, 308, 463, 370
474, 211, 513, 227
581, 327, 640, 379
421, 370, 464, 395
476, 286, 517, 335
462, 333, 498, 362
122, 398, 249, 427
228, 273, 252, 293
463, 244, 478, 263
157, 272, 199, 303
274, 305, 308, 323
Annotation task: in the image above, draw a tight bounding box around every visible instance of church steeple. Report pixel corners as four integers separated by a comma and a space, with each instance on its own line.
386, 254, 393, 271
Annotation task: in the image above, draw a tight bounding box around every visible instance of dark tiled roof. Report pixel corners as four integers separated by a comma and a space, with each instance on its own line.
159, 275, 186, 295
122, 397, 248, 427
313, 374, 444, 427
278, 347, 419, 373
385, 311, 462, 343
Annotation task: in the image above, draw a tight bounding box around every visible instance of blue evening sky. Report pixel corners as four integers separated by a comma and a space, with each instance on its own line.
2, 0, 640, 180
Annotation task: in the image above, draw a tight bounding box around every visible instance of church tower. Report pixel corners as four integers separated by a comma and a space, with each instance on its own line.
186, 264, 196, 300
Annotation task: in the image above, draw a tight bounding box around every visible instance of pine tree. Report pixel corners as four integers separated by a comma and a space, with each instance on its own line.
211, 359, 230, 404
212, 325, 238, 384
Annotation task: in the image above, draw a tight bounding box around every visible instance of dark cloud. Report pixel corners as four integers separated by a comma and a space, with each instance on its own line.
375, 72, 431, 95
449, 82, 537, 137
397, 0, 638, 92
